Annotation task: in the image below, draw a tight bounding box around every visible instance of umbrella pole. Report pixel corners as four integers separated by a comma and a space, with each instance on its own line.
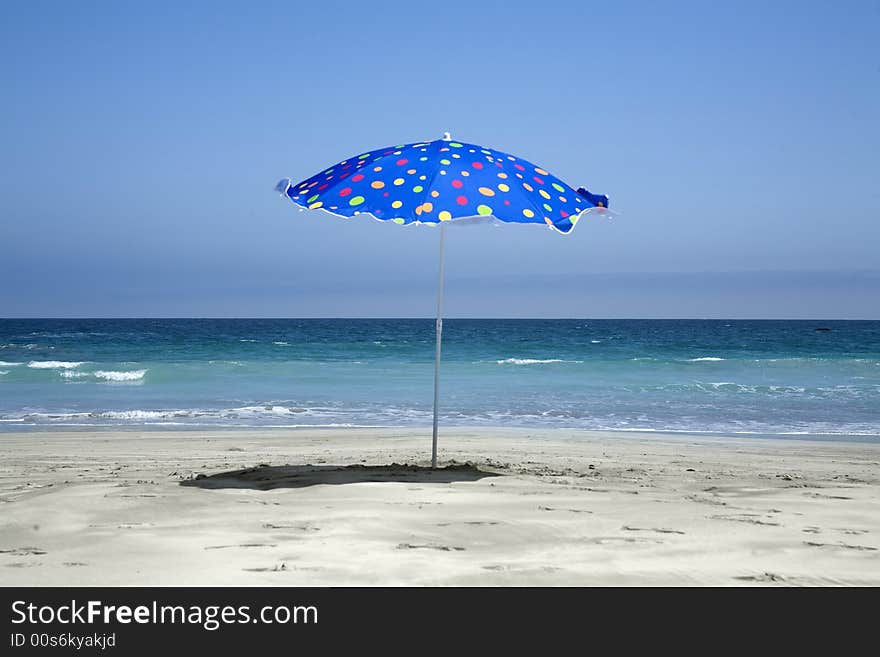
431, 222, 447, 469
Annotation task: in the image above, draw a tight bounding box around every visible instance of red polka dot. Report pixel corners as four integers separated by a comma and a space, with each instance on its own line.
383, 150, 395, 155
533, 176, 545, 185
456, 195, 468, 205
339, 172, 350, 179
318, 184, 329, 191
451, 179, 464, 189
560, 210, 569, 218
339, 187, 353, 197
514, 163, 525, 171
351, 173, 365, 182
496, 162, 503, 168
343, 162, 352, 169
396, 158, 408, 166
472, 161, 484, 169
504, 199, 510, 205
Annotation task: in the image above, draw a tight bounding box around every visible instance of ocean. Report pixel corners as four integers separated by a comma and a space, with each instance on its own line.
0, 319, 878, 440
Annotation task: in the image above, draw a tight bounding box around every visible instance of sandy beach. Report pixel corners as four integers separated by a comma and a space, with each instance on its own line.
1, 428, 878, 586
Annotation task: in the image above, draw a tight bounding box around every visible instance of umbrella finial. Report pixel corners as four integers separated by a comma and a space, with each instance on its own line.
441, 131, 452, 141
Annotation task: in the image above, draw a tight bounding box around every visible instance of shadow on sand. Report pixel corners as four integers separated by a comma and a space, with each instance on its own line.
180, 462, 500, 491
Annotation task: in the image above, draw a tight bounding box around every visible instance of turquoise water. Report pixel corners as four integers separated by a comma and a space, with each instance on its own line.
1, 319, 878, 439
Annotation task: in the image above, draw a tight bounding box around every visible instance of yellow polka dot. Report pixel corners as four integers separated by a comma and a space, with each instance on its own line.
371, 180, 385, 189
497, 183, 509, 192
478, 187, 495, 197
393, 218, 405, 225
522, 208, 535, 218
497, 172, 508, 179
438, 210, 452, 221
430, 190, 440, 198
391, 200, 403, 209
373, 166, 382, 172
309, 201, 323, 209
421, 202, 433, 213
535, 167, 549, 175
523, 183, 534, 192
461, 171, 470, 177
539, 189, 551, 199
393, 178, 405, 186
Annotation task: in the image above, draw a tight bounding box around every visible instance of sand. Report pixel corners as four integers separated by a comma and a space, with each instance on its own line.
0, 427, 878, 586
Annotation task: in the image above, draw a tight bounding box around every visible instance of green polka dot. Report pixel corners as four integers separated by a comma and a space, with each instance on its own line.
413, 185, 424, 193
419, 156, 428, 161
477, 204, 492, 216
449, 142, 463, 148
392, 218, 405, 225
552, 183, 565, 193
419, 175, 427, 180
543, 203, 552, 212
307, 194, 320, 203
440, 159, 451, 165
358, 153, 369, 159
349, 195, 365, 206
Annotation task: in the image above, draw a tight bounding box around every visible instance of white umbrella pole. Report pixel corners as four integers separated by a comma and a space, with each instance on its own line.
431, 222, 447, 469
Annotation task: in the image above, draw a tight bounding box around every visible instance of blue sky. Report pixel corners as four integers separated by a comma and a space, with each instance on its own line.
1, 0, 878, 318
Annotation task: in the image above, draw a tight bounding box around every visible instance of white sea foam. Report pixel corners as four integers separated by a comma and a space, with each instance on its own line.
98, 410, 180, 420
687, 357, 726, 362
93, 369, 147, 381
60, 371, 90, 379
227, 405, 303, 416
590, 340, 602, 344
496, 358, 584, 365
239, 339, 258, 343
0, 361, 22, 367
272, 341, 290, 346
0, 371, 7, 376
27, 361, 84, 369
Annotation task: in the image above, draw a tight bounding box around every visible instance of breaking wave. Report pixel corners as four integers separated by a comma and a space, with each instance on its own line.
27, 361, 85, 369
93, 369, 147, 382
495, 358, 584, 365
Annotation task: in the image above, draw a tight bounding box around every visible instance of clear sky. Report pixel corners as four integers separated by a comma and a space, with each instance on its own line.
1, 0, 878, 318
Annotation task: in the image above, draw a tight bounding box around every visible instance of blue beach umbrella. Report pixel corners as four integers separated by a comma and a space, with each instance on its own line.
276, 133, 610, 466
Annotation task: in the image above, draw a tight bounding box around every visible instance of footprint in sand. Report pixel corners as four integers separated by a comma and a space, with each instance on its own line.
243, 563, 288, 572
709, 514, 781, 527
804, 541, 877, 551
0, 547, 46, 556
204, 543, 278, 550
734, 572, 786, 583
586, 537, 663, 545
396, 543, 466, 552
622, 525, 685, 535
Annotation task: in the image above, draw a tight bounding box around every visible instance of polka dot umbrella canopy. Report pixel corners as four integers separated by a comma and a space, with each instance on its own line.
277, 133, 608, 233
276, 133, 610, 466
